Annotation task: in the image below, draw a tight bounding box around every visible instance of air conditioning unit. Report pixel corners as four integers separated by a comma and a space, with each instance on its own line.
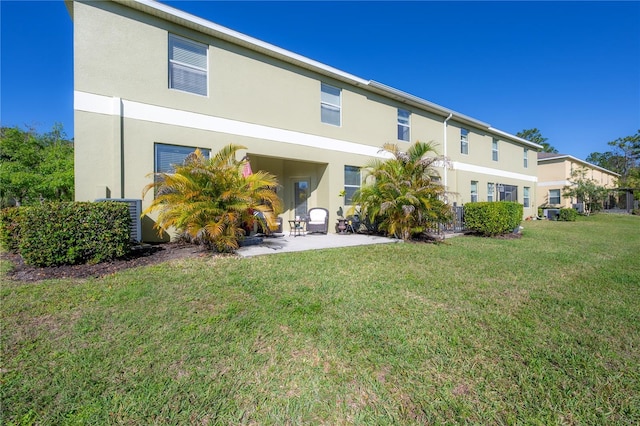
543, 208, 560, 220
96, 198, 142, 242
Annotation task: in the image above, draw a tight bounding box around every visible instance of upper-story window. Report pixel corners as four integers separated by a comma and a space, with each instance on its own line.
461, 128, 469, 155
397, 109, 410, 141
169, 34, 208, 96
523, 148, 529, 168
321, 83, 341, 126
492, 138, 499, 161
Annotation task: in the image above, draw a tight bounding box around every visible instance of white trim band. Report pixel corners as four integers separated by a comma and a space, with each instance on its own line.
75, 91, 384, 158
451, 161, 538, 183
75, 91, 540, 183
538, 180, 571, 187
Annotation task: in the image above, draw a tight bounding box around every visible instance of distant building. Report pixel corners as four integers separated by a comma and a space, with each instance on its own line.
537, 152, 619, 209
68, 0, 541, 241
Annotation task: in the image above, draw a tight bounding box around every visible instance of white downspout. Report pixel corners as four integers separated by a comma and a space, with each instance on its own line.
443, 113, 453, 201
112, 96, 124, 198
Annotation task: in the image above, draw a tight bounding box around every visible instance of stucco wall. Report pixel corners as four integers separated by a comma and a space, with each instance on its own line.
72, 0, 540, 239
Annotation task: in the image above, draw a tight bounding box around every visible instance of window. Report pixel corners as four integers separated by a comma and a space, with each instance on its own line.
169, 34, 208, 96
321, 83, 341, 126
487, 182, 495, 202
344, 165, 361, 205
499, 184, 518, 202
549, 189, 561, 205
461, 128, 469, 154
155, 143, 210, 174
470, 180, 478, 202
524, 187, 530, 207
397, 109, 410, 141
523, 148, 529, 168
492, 138, 499, 161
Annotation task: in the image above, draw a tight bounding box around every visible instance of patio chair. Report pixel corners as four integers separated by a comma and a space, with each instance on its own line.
306, 207, 329, 234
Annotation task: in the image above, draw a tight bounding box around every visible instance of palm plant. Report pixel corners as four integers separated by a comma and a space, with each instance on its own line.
142, 144, 281, 252
353, 141, 451, 241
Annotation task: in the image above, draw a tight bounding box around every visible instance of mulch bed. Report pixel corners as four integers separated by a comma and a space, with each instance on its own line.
1, 243, 209, 283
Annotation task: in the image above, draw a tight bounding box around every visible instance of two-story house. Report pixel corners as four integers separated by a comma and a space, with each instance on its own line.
537, 152, 619, 209
67, 0, 541, 241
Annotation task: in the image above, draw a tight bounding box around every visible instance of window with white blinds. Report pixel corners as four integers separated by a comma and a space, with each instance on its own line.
321, 83, 341, 126
470, 180, 478, 202
461, 128, 469, 155
155, 144, 210, 174
397, 109, 410, 141
169, 34, 208, 96
344, 165, 361, 205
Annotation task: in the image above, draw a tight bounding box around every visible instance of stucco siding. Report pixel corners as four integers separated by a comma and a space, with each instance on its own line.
537, 156, 619, 209
71, 0, 541, 240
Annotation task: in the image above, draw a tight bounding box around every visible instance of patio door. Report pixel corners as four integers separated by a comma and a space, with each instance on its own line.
292, 178, 309, 218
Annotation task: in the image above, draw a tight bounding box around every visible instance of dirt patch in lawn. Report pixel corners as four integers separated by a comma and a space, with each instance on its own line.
1, 243, 211, 283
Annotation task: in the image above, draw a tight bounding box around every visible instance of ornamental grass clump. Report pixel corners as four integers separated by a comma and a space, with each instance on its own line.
142, 144, 281, 253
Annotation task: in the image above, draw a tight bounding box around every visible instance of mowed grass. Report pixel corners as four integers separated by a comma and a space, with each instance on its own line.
1, 215, 639, 425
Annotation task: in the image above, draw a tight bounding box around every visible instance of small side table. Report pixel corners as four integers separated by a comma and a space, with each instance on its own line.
288, 219, 306, 237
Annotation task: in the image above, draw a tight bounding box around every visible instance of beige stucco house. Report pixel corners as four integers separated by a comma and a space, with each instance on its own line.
537, 152, 619, 209
67, 0, 541, 241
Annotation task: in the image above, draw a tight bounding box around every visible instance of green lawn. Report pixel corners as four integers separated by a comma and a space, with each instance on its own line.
2, 214, 639, 425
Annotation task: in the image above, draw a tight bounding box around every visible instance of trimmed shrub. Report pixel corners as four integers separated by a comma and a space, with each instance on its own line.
464, 201, 523, 237
0, 207, 25, 253
19, 202, 131, 267
558, 208, 578, 221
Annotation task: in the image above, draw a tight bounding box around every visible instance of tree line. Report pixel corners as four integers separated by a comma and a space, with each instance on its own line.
0, 124, 74, 208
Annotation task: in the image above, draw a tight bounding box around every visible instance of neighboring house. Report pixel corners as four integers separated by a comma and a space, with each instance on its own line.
67, 0, 541, 241
537, 152, 619, 209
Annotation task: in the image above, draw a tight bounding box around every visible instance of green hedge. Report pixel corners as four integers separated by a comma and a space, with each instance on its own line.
464, 202, 523, 237
0, 207, 25, 253
558, 208, 578, 221
18, 202, 131, 267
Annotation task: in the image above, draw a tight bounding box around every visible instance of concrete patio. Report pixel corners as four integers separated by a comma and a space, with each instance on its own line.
236, 232, 401, 257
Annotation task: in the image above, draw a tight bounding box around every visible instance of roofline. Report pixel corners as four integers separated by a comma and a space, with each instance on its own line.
538, 154, 621, 176
115, 0, 369, 86
487, 127, 543, 150
100, 0, 535, 148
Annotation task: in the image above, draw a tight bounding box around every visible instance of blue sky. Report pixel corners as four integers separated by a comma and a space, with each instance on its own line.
1, 1, 638, 161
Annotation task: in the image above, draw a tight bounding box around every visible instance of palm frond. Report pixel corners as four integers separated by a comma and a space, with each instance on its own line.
143, 144, 280, 252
